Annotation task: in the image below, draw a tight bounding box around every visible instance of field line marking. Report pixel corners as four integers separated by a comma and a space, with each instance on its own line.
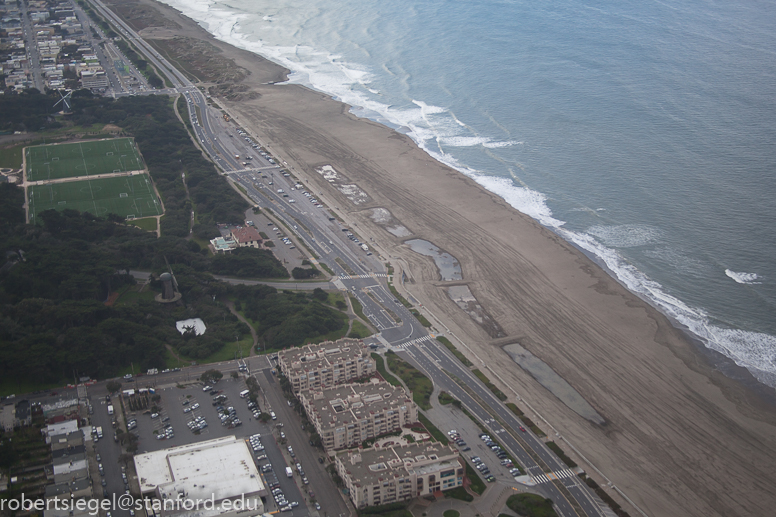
88, 178, 97, 214
79, 142, 90, 177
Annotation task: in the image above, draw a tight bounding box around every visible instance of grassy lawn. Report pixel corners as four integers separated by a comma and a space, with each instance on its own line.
335, 257, 356, 275
0, 143, 25, 168
327, 291, 346, 308
443, 486, 473, 502
546, 441, 577, 469
163, 346, 187, 370
437, 336, 473, 367
174, 336, 254, 366
444, 511, 461, 517
472, 368, 508, 401
357, 502, 411, 516
359, 510, 412, 517
418, 411, 449, 445
506, 494, 558, 517
465, 461, 486, 495
386, 351, 433, 409
130, 217, 158, 232
387, 279, 413, 308
303, 324, 348, 345
239, 299, 348, 353
410, 308, 432, 327
349, 320, 373, 339
191, 235, 212, 252
372, 353, 401, 386
115, 285, 158, 305
438, 390, 456, 405
319, 262, 335, 276
506, 402, 524, 417
349, 293, 368, 321
29, 174, 162, 222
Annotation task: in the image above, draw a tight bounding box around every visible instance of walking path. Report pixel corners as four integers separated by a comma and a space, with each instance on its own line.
223, 299, 258, 355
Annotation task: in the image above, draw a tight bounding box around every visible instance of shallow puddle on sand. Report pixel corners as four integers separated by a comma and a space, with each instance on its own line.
386, 225, 412, 237
405, 239, 462, 281
503, 343, 605, 424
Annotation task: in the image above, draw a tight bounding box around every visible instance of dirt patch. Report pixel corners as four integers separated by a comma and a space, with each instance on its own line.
315, 165, 372, 205
447, 285, 506, 338
368, 207, 413, 237
104, 291, 120, 307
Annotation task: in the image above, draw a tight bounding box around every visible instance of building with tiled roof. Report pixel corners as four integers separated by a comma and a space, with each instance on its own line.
229, 226, 262, 248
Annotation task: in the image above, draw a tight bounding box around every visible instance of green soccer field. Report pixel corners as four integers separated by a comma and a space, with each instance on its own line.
25, 138, 145, 182
28, 174, 163, 222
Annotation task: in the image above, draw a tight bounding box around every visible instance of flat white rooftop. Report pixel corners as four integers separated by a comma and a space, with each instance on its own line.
134, 436, 264, 503
176, 318, 207, 336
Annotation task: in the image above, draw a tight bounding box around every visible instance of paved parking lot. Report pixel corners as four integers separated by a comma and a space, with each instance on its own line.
424, 402, 528, 485
125, 376, 314, 516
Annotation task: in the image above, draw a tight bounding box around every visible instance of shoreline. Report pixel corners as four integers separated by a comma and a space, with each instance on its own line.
153, 0, 776, 393
570, 234, 776, 405
128, 1, 776, 515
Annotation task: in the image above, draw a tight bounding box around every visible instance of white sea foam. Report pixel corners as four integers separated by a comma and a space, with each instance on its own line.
643, 247, 709, 278
154, 0, 776, 386
473, 176, 566, 228
563, 229, 776, 386
439, 136, 491, 147
483, 140, 523, 148
588, 224, 663, 248
725, 270, 761, 285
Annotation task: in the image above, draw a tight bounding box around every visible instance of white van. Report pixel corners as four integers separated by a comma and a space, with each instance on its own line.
239, 390, 250, 398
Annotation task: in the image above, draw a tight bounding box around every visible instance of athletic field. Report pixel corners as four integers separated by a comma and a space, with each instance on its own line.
25, 138, 145, 182
28, 174, 163, 222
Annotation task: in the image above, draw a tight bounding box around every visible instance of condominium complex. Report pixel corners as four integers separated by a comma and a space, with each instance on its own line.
277, 339, 375, 393
335, 443, 464, 508
299, 382, 417, 451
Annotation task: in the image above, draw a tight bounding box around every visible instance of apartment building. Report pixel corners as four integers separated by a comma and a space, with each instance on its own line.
335, 443, 463, 508
300, 382, 417, 451
277, 338, 375, 393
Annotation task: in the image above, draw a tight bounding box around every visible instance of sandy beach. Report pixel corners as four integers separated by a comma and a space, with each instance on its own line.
130, 1, 776, 515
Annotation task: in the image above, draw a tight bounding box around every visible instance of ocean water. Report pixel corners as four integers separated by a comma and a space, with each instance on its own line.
157, 0, 776, 387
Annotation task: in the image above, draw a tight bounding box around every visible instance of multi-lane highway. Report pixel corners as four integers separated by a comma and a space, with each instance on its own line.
395, 337, 606, 517
224, 153, 603, 517
82, 2, 610, 515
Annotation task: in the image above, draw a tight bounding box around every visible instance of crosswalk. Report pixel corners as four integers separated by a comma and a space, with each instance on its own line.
394, 335, 434, 349
339, 273, 387, 279
530, 469, 577, 484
